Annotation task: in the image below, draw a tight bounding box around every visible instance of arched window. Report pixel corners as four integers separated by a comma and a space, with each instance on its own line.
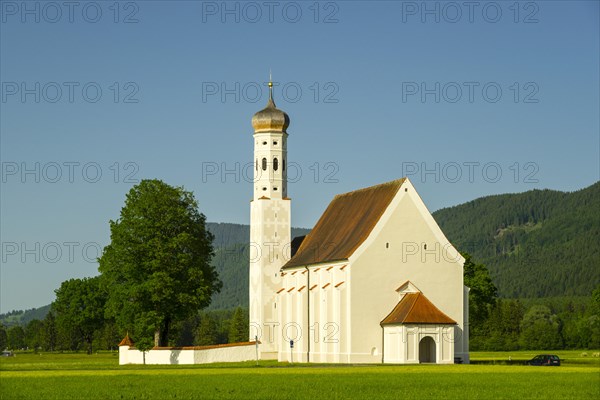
273, 158, 279, 171
262, 158, 267, 171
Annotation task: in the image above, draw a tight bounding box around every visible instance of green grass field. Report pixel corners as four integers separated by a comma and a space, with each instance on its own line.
1, 351, 598, 399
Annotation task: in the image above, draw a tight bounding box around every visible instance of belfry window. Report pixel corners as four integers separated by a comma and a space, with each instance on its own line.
273, 158, 279, 171
262, 158, 267, 171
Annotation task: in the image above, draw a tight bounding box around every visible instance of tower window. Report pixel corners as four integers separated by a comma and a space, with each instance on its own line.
255, 160, 258, 171
262, 141, 267, 145
273, 158, 279, 171
262, 158, 267, 171
273, 141, 278, 145
262, 187, 267, 191
386, 242, 389, 249
274, 187, 278, 191
424, 244, 427, 250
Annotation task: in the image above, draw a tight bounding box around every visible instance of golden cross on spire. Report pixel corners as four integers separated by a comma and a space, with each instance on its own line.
268, 69, 274, 102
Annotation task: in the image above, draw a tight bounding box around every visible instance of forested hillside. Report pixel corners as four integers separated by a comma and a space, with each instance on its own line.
0, 305, 52, 327
433, 182, 600, 298
206, 224, 311, 310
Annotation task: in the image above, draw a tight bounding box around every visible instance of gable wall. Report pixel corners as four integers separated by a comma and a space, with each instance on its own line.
349, 181, 465, 362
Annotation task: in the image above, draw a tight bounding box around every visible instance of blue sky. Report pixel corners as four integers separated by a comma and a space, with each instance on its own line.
1, 0, 598, 313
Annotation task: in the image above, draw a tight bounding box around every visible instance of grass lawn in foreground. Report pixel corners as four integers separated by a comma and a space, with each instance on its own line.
1, 351, 598, 399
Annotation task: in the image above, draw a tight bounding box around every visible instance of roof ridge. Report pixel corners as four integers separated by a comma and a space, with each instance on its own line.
333, 178, 406, 199
402, 292, 421, 323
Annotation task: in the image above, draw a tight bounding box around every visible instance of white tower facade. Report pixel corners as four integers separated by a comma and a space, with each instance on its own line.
249, 81, 291, 358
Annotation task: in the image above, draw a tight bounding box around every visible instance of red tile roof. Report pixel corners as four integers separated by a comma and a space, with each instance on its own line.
118, 333, 135, 346
282, 179, 405, 269
381, 292, 456, 325
152, 341, 260, 351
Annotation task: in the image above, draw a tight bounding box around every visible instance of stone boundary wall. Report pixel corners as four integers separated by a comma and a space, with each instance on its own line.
119, 341, 259, 365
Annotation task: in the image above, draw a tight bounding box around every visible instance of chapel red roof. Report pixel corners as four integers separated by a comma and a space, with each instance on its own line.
283, 179, 406, 269
381, 292, 457, 325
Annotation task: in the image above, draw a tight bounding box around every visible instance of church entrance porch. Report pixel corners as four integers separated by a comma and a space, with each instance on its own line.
418, 336, 436, 363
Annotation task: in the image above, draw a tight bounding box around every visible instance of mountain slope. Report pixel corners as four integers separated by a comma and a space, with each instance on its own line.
206, 225, 311, 310
433, 182, 600, 298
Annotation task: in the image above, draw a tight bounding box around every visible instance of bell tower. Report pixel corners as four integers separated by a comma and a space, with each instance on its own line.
249, 77, 291, 358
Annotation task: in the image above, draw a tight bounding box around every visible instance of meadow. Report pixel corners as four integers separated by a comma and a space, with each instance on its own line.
1, 351, 598, 399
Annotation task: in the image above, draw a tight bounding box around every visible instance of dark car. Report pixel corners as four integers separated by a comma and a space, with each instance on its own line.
527, 354, 560, 366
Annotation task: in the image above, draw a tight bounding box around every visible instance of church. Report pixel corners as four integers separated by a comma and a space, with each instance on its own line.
249, 81, 469, 364
119, 79, 469, 365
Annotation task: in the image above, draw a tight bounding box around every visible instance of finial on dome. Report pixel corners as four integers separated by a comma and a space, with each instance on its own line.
268, 70, 274, 104
251, 72, 290, 133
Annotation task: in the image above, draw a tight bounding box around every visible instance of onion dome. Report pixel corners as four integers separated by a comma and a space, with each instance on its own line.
252, 81, 290, 133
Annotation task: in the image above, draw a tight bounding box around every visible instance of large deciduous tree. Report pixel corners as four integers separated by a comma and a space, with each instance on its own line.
519, 305, 563, 350
6, 326, 25, 350
53, 276, 106, 354
462, 252, 498, 333
99, 179, 221, 347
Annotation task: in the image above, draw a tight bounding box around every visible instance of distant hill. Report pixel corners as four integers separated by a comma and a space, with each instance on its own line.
0, 304, 52, 327
6, 183, 597, 321
433, 181, 600, 298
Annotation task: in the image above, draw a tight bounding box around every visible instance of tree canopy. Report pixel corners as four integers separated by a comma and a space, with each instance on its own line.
52, 277, 106, 354
462, 252, 498, 331
98, 179, 221, 346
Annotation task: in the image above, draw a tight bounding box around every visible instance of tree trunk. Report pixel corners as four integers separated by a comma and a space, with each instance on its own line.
154, 318, 171, 347
160, 318, 170, 347
154, 329, 161, 347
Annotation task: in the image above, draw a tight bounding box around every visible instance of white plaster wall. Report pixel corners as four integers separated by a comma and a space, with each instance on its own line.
278, 262, 349, 363
249, 197, 291, 356
252, 132, 288, 199
119, 344, 259, 365
350, 179, 465, 363
383, 325, 454, 364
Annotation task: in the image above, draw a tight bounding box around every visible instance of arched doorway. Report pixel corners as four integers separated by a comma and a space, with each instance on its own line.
419, 336, 436, 363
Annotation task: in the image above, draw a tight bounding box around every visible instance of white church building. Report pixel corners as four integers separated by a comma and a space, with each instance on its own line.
249, 82, 469, 364
119, 80, 469, 365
